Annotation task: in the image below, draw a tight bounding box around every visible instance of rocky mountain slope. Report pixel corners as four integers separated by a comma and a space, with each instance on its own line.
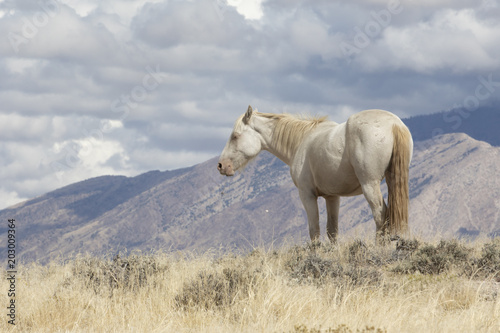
1, 130, 499, 263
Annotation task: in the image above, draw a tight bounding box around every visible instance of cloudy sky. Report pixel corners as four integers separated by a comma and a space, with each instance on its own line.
0, 0, 499, 208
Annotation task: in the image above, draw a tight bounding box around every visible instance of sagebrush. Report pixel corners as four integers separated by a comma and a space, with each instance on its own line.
1, 238, 499, 332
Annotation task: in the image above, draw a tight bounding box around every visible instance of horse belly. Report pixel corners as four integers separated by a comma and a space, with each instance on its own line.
312, 158, 361, 197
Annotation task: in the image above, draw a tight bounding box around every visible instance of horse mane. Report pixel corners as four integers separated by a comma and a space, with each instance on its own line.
258, 112, 328, 159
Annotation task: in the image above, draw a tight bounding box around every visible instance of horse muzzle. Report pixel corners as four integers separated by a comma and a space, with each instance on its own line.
217, 159, 235, 176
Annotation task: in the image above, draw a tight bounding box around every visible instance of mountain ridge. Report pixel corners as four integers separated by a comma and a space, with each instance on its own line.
404, 106, 500, 146
1, 108, 499, 262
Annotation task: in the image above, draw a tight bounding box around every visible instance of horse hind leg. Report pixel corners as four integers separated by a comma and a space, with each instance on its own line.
360, 181, 389, 244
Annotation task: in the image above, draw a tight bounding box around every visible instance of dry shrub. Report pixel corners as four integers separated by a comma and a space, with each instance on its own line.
286, 240, 382, 286
3, 238, 500, 332
346, 239, 369, 263
289, 254, 343, 282
174, 267, 255, 310
346, 239, 397, 266
392, 238, 420, 260
292, 324, 386, 333
71, 253, 168, 293
343, 266, 382, 286
476, 239, 500, 280
395, 238, 420, 252
393, 239, 472, 274
285, 243, 341, 283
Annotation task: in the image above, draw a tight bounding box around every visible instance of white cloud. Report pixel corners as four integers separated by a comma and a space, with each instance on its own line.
131, 149, 217, 171
0, 113, 52, 141
354, 8, 500, 73
0, 0, 499, 209
0, 189, 28, 209
46, 137, 134, 185
4, 57, 38, 73
228, 0, 265, 20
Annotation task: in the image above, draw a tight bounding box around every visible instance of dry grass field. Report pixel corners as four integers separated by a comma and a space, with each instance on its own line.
2, 237, 499, 332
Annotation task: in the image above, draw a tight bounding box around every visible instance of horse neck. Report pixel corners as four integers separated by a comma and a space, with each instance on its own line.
250, 115, 290, 165
254, 113, 325, 165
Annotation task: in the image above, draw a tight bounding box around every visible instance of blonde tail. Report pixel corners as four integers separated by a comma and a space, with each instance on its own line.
386, 124, 412, 236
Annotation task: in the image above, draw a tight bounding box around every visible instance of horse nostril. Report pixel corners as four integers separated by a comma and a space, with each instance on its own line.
217, 163, 222, 170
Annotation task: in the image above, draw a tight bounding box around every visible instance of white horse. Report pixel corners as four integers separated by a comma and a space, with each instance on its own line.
218, 106, 413, 243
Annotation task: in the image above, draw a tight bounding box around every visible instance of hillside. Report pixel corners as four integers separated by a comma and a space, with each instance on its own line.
1, 130, 499, 263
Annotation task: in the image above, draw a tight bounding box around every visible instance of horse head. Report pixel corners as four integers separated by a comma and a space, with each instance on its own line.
218, 105, 262, 176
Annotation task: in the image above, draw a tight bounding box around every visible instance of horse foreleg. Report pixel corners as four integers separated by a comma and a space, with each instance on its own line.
325, 195, 340, 243
298, 190, 320, 243
360, 182, 388, 244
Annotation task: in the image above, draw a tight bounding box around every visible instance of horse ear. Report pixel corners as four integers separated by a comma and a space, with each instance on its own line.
243, 105, 253, 124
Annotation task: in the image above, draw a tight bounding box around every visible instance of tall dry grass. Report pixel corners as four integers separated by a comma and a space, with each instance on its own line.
1, 238, 499, 332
